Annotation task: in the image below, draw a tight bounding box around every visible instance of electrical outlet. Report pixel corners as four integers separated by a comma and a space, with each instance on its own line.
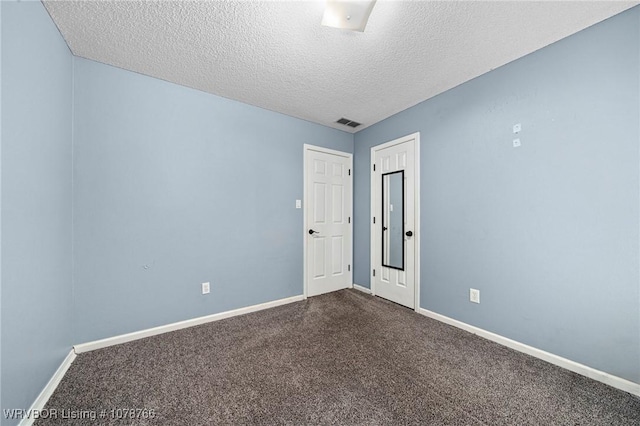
513, 123, 522, 133
202, 282, 210, 295
470, 288, 480, 304
513, 138, 521, 148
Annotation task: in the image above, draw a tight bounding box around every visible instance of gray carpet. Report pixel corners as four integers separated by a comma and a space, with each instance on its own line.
39, 289, 639, 425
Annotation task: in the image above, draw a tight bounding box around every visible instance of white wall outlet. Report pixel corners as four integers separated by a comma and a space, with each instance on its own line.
202, 282, 210, 295
295, 199, 302, 209
513, 123, 521, 133
470, 288, 480, 304
513, 138, 521, 148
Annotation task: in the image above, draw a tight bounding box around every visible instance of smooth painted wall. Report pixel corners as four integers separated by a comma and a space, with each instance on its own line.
354, 7, 640, 383
1, 1, 73, 423
73, 58, 353, 343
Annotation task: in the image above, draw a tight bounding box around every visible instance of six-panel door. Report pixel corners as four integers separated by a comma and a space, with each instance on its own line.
306, 149, 352, 297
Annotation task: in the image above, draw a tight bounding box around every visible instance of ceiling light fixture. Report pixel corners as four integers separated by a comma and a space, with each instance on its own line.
321, 0, 377, 32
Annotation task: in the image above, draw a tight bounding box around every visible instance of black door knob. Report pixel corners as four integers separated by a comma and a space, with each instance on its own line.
382, 226, 388, 231
309, 229, 318, 235
405, 231, 413, 237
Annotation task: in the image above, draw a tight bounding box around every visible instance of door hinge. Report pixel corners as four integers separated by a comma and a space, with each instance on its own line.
348, 169, 351, 176
348, 265, 351, 272
373, 164, 376, 171
373, 269, 376, 277
373, 217, 376, 224
348, 217, 351, 224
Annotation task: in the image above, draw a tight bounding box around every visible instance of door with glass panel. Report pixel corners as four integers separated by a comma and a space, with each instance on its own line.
371, 134, 418, 309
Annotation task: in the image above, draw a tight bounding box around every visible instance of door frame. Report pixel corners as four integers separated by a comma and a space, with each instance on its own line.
303, 144, 353, 299
370, 133, 421, 312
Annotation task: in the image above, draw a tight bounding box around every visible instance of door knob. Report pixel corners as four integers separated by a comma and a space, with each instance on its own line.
382, 226, 388, 231
309, 229, 319, 235
405, 231, 413, 237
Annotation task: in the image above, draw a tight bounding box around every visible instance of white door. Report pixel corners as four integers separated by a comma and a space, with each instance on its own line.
371, 133, 419, 309
305, 145, 352, 297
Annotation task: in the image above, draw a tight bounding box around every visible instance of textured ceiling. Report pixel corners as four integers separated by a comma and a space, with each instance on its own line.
44, 1, 638, 133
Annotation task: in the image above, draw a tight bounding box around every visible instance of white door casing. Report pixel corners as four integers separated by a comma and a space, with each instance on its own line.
304, 145, 353, 298
371, 133, 420, 310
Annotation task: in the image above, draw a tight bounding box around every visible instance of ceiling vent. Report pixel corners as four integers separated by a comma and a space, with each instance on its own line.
336, 118, 361, 128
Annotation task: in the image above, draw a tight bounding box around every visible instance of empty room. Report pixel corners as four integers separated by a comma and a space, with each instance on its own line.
1, 0, 639, 424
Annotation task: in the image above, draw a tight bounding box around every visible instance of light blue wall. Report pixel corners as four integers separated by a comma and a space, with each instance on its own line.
72, 58, 353, 343
354, 7, 640, 383
1, 1, 73, 423
1, 2, 4, 417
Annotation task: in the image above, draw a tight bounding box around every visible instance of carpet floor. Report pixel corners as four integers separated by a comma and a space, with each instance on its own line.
39, 289, 640, 425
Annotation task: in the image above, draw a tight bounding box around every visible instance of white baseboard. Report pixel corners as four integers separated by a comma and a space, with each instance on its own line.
19, 349, 76, 426
352, 283, 372, 294
418, 308, 640, 397
74, 295, 305, 354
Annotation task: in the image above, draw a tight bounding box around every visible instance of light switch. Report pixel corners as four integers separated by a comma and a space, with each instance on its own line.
513, 138, 521, 148
513, 123, 521, 133
295, 199, 302, 209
